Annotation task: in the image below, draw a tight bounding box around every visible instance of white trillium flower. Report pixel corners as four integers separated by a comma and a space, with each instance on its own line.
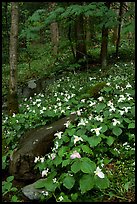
64, 121, 71, 128
94, 167, 105, 178
40, 157, 45, 163
54, 131, 63, 139
42, 168, 49, 177
112, 119, 120, 126
58, 196, 64, 201
122, 107, 131, 113
91, 127, 102, 136
98, 96, 104, 101
34, 156, 40, 163
74, 135, 83, 144
70, 151, 81, 159
78, 118, 88, 126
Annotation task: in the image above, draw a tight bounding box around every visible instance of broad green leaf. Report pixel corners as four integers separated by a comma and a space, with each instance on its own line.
81, 158, 96, 173
106, 136, 115, 146
124, 118, 131, 123
128, 123, 135, 129
80, 174, 94, 193
62, 159, 70, 167
67, 128, 76, 136
7, 176, 14, 182
112, 127, 122, 136
94, 176, 109, 189
58, 146, 68, 157
87, 136, 102, 147
71, 160, 81, 173
34, 179, 47, 189
81, 145, 93, 154
101, 124, 108, 133
63, 175, 75, 189
96, 103, 106, 113
53, 155, 62, 167
71, 193, 78, 201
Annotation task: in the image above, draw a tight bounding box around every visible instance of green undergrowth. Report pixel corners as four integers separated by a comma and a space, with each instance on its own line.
2, 59, 135, 202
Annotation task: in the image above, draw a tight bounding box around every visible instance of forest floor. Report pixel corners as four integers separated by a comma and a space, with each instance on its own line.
2, 45, 135, 202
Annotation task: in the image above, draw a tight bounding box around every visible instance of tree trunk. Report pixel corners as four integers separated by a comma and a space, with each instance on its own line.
48, 2, 59, 57
75, 14, 87, 61
8, 2, 19, 116
100, 2, 110, 68
116, 2, 124, 57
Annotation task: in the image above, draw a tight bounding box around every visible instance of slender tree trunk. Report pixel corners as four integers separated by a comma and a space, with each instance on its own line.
48, 2, 59, 57
100, 2, 110, 68
116, 2, 124, 57
8, 2, 19, 116
75, 14, 87, 61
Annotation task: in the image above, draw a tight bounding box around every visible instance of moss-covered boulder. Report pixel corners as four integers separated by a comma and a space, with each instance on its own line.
9, 114, 76, 181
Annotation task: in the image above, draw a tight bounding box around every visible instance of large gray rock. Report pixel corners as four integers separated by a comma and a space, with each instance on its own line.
9, 114, 76, 180
22, 179, 47, 200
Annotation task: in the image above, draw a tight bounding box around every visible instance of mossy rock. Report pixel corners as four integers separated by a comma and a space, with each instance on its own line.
80, 82, 107, 99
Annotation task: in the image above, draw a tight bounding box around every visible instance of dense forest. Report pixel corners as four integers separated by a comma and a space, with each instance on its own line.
2, 2, 135, 202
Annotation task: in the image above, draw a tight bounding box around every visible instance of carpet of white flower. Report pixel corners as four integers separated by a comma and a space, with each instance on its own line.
2, 61, 135, 202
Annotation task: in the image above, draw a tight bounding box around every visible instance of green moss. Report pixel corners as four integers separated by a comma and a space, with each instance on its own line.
80, 82, 107, 99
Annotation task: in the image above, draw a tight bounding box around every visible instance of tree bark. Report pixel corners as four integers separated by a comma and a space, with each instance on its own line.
100, 2, 110, 68
8, 2, 19, 116
116, 2, 124, 57
48, 2, 59, 57
75, 14, 87, 61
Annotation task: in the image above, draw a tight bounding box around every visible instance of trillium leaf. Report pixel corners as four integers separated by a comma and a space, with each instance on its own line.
128, 123, 135, 129
112, 127, 122, 136
62, 159, 70, 167
58, 146, 68, 157
63, 175, 75, 189
95, 176, 109, 189
96, 103, 106, 113
101, 124, 108, 133
81, 145, 93, 154
79, 174, 94, 193
71, 160, 81, 173
106, 136, 115, 146
88, 136, 102, 147
81, 158, 96, 173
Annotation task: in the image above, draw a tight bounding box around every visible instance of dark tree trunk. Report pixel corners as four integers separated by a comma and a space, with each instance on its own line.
75, 14, 87, 61
48, 2, 59, 57
100, 2, 110, 68
8, 2, 19, 116
116, 2, 124, 57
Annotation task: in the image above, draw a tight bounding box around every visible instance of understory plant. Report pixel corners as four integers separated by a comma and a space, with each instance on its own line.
2, 61, 135, 202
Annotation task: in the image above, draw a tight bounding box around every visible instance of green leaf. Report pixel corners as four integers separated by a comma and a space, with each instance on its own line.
7, 176, 14, 182
11, 195, 19, 202
81, 158, 96, 174
112, 127, 122, 136
63, 175, 75, 189
53, 155, 62, 167
124, 118, 131, 123
71, 193, 78, 201
101, 124, 108, 133
128, 123, 135, 129
80, 174, 94, 193
106, 136, 115, 146
71, 160, 81, 173
96, 103, 106, 113
95, 176, 109, 189
87, 136, 102, 147
62, 159, 70, 167
58, 146, 68, 157
124, 181, 130, 192
67, 128, 76, 136
34, 179, 47, 189
81, 145, 93, 154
